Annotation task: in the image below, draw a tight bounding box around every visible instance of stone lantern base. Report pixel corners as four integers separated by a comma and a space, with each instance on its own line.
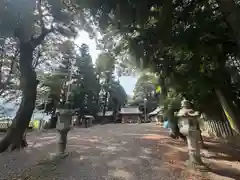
46, 128, 71, 160
185, 129, 207, 171
55, 109, 72, 157
57, 127, 71, 156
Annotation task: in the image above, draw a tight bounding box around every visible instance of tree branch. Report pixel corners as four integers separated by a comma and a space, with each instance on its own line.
30, 0, 55, 47
33, 48, 42, 68
175, 0, 198, 21
31, 27, 54, 48
34, 58, 47, 69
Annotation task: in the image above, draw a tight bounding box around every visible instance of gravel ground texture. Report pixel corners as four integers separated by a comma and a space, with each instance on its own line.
0, 123, 239, 180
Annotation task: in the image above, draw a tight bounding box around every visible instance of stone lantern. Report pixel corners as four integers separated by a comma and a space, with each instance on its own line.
177, 99, 204, 168
55, 101, 73, 157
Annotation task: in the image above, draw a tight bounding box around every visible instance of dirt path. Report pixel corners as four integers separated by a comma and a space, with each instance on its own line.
0, 124, 239, 180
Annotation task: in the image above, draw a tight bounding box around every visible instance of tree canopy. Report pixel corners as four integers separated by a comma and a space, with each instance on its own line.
133, 72, 158, 100
1, 0, 240, 151
71, 0, 240, 131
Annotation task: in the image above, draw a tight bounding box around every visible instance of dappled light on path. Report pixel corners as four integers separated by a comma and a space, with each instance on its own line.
140, 133, 168, 140
0, 124, 239, 179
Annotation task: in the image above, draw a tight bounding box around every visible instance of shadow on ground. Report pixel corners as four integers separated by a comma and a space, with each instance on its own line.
159, 134, 240, 180
0, 124, 240, 180
0, 125, 189, 179
202, 137, 240, 162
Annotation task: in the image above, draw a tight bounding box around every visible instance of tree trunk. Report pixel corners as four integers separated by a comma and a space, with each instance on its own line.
215, 88, 240, 133
217, 0, 240, 50
0, 42, 37, 152
102, 90, 108, 117
49, 108, 57, 129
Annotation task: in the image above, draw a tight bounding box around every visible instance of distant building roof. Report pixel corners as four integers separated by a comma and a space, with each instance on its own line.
120, 107, 142, 114
97, 111, 113, 116
84, 115, 95, 119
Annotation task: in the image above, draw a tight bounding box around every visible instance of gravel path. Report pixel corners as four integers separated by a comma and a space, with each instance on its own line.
0, 124, 239, 180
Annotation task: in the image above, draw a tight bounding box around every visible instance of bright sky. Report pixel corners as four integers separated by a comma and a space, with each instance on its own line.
75, 31, 137, 96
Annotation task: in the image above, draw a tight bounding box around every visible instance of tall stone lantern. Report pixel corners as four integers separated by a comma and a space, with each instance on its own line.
177, 99, 204, 168
55, 101, 73, 157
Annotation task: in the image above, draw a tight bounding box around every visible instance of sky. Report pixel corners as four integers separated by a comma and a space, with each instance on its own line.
75, 31, 137, 96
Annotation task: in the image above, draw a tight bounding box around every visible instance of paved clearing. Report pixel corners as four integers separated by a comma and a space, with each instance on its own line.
0, 124, 239, 180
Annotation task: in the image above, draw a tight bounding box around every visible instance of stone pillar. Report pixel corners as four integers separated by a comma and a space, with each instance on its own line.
56, 109, 72, 157
58, 128, 70, 154
84, 117, 88, 128
187, 128, 202, 165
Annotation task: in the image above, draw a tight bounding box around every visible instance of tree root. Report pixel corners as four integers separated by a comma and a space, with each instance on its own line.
0, 130, 28, 153
10, 139, 28, 151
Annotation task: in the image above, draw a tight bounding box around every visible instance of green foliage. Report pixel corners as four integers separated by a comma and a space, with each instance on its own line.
0, 0, 84, 100
73, 0, 240, 115
95, 52, 115, 73
133, 73, 158, 100
0, 0, 36, 39
162, 89, 182, 112
39, 42, 127, 116
2, 0, 239, 124
108, 80, 127, 108
0, 38, 19, 96
71, 44, 100, 115
130, 72, 159, 113
0, 0, 78, 40
95, 52, 115, 114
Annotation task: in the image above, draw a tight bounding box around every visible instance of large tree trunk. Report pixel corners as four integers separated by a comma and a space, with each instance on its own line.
0, 42, 37, 152
217, 0, 240, 49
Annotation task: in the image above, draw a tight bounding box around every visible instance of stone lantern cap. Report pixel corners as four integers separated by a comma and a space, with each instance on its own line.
56, 108, 73, 116
177, 99, 200, 118
177, 108, 200, 117
56, 109, 73, 131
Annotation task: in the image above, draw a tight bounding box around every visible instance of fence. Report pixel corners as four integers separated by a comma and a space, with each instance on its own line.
203, 120, 237, 138
200, 115, 240, 145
